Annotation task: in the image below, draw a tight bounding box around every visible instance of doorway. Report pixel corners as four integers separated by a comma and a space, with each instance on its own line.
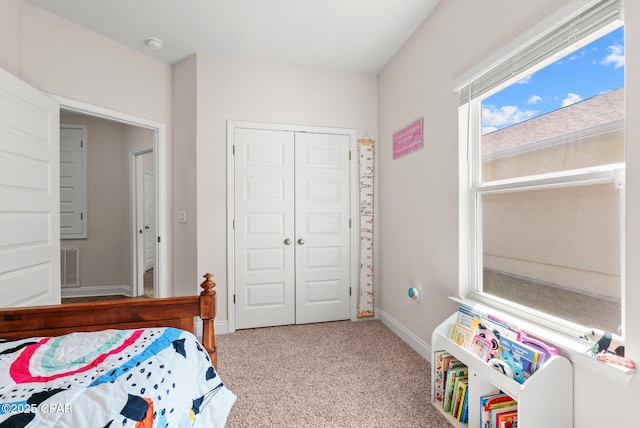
227, 121, 359, 331
55, 95, 168, 299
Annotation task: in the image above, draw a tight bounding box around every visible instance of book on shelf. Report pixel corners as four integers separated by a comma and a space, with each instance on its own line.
443, 365, 468, 413
491, 404, 517, 428
496, 409, 518, 428
451, 375, 468, 419
457, 379, 469, 423
450, 322, 475, 348
498, 335, 543, 378
434, 351, 464, 405
480, 392, 517, 428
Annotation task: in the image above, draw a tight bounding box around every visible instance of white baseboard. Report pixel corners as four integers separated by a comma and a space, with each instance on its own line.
377, 309, 432, 362
194, 318, 229, 337
61, 285, 132, 298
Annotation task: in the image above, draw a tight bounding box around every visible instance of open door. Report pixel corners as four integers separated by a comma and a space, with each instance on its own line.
133, 148, 156, 297
0, 67, 61, 307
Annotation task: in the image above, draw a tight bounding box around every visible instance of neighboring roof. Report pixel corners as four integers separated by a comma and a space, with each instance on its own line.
482, 87, 624, 156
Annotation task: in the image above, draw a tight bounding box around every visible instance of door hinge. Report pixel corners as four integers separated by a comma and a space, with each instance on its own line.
81, 140, 84, 148
80, 212, 84, 221
349, 287, 352, 296
232, 219, 235, 230
349, 150, 352, 161
349, 219, 351, 228
157, 236, 161, 243
233, 294, 236, 304
232, 145, 235, 155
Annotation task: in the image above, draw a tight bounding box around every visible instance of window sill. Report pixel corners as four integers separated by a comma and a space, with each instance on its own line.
449, 296, 636, 386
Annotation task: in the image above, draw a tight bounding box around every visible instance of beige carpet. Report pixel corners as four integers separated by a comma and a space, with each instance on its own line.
216, 320, 452, 427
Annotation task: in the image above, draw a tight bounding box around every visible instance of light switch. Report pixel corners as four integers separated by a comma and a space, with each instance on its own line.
177, 209, 187, 223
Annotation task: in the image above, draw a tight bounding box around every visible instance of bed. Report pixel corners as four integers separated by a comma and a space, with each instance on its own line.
0, 273, 236, 427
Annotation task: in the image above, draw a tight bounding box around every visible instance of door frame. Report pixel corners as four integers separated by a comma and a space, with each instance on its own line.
226, 120, 359, 333
131, 147, 155, 297
53, 95, 169, 298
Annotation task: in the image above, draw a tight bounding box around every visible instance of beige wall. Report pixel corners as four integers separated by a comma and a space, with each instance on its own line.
378, 0, 640, 425
60, 114, 155, 291
483, 129, 624, 298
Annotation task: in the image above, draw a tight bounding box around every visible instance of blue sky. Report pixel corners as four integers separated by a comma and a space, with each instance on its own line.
482, 26, 625, 134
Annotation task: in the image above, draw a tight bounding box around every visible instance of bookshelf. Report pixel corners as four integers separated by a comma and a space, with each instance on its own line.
432, 312, 573, 428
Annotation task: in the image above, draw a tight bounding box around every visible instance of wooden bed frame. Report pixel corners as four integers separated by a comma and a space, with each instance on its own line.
0, 273, 218, 369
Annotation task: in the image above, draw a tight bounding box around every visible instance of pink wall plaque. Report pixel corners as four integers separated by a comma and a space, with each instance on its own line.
393, 117, 423, 159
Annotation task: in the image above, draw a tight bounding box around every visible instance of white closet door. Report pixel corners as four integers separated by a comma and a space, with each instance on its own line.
0, 66, 60, 307
294, 133, 351, 324
234, 128, 296, 329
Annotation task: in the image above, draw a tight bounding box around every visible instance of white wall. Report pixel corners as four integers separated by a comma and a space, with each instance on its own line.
377, 0, 640, 425
171, 55, 198, 295
187, 53, 378, 321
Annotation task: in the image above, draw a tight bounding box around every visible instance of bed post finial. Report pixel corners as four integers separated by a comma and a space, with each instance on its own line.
200, 272, 216, 296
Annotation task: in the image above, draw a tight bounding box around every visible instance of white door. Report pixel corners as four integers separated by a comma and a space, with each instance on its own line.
143, 169, 156, 271
0, 67, 60, 307
234, 128, 296, 329
59, 126, 85, 238
134, 150, 155, 297
234, 128, 351, 329
294, 133, 351, 324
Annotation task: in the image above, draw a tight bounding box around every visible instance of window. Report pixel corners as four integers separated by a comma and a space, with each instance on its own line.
458, 0, 624, 335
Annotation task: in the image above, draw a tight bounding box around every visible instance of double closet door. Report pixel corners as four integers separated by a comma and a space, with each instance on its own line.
234, 128, 351, 329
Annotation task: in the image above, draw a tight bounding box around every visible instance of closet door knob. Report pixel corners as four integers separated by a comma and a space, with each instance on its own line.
284, 238, 292, 245
297, 238, 305, 245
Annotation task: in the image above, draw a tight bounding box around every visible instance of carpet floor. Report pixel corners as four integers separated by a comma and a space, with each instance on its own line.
216, 320, 452, 427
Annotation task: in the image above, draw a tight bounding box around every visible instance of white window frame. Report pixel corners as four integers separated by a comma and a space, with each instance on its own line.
456, 0, 625, 338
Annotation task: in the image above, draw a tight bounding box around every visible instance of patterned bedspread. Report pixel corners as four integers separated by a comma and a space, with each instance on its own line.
0, 328, 236, 427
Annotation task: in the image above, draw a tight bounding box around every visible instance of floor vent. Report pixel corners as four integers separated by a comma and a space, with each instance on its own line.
60, 247, 80, 288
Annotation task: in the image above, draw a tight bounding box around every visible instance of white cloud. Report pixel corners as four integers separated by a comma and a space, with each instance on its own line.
482, 105, 537, 128
528, 95, 542, 105
601, 44, 625, 68
562, 93, 582, 107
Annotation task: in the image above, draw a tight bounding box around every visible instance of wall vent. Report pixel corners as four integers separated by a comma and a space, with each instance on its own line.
60, 247, 80, 288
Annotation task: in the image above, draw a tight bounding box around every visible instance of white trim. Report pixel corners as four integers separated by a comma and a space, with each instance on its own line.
194, 318, 230, 337
61, 285, 131, 298
377, 309, 431, 361
52, 95, 169, 298
226, 120, 359, 332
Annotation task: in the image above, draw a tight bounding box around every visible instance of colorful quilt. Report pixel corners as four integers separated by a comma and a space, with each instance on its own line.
0, 328, 236, 427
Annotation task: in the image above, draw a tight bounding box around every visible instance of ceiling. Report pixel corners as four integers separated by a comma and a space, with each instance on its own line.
26, 0, 441, 74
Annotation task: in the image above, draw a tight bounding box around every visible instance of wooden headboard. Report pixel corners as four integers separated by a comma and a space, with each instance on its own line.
0, 273, 218, 368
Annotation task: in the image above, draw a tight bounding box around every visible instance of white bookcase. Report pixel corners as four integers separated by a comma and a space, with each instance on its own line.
431, 313, 573, 428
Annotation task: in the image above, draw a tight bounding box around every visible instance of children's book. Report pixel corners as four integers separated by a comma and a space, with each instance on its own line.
491, 404, 517, 428
452, 376, 468, 419
443, 365, 468, 413
450, 322, 475, 349
433, 350, 452, 403
457, 305, 483, 329
481, 393, 516, 428
498, 335, 542, 377
496, 410, 518, 428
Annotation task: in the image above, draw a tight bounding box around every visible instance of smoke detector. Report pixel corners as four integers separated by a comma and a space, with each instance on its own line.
145, 37, 164, 50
